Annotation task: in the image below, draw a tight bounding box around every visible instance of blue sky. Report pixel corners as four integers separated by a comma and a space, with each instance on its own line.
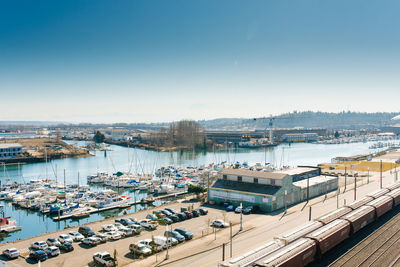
1, 0, 400, 123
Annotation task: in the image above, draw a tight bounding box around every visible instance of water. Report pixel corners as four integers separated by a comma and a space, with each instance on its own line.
0, 140, 385, 242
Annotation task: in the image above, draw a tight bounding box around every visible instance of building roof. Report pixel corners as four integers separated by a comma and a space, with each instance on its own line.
277, 167, 318, 176
212, 179, 280, 196
292, 175, 337, 189
218, 168, 287, 180
0, 143, 22, 149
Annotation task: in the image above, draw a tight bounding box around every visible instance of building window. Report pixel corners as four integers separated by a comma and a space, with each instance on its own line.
254, 178, 258, 184
223, 175, 227, 180
238, 176, 242, 182
271, 179, 275, 185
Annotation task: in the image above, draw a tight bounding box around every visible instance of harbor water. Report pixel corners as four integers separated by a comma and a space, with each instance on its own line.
0, 141, 386, 243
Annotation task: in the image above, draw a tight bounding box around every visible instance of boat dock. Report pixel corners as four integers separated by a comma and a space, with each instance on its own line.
52, 191, 187, 221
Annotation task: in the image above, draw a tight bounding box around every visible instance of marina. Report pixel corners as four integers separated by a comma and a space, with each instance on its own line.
0, 140, 388, 243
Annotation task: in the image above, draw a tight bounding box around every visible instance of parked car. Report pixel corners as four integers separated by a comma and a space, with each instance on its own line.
226, 205, 236, 212
46, 238, 61, 247
82, 237, 100, 246
129, 243, 152, 257
191, 210, 200, 217
31, 241, 48, 250
165, 208, 178, 214
153, 211, 166, 219
113, 222, 125, 229
176, 213, 187, 221
118, 218, 134, 226
174, 228, 193, 240
183, 211, 193, 219
78, 226, 95, 237
164, 230, 185, 242
102, 224, 118, 232
118, 227, 133, 237
58, 234, 73, 244
137, 239, 163, 252
159, 217, 173, 225
161, 210, 172, 216
68, 231, 84, 242
29, 250, 48, 262
168, 214, 180, 222
127, 224, 143, 234
94, 233, 107, 243
129, 217, 139, 224
153, 235, 178, 248
139, 219, 158, 230
59, 242, 74, 252
146, 213, 158, 220
242, 206, 253, 214
211, 219, 229, 228
43, 246, 60, 257
235, 206, 242, 213
104, 231, 121, 241
93, 251, 116, 267
198, 208, 208, 215
2, 248, 20, 259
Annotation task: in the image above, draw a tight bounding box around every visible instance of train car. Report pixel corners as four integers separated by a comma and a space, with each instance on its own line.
315, 207, 352, 225
253, 238, 317, 267
367, 188, 390, 199
218, 240, 284, 267
305, 219, 351, 255
365, 195, 393, 218
386, 188, 400, 206
274, 221, 323, 245
340, 206, 375, 234
385, 182, 400, 192
345, 196, 374, 210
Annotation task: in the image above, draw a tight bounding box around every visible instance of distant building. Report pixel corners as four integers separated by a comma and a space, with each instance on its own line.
208, 167, 337, 212
281, 133, 318, 142
0, 143, 23, 160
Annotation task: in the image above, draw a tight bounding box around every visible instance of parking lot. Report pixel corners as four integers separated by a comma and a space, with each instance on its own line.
0, 197, 251, 267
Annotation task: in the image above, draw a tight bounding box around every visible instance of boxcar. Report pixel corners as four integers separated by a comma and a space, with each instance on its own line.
341, 206, 375, 234
254, 238, 317, 267
346, 196, 374, 210
365, 195, 393, 218
367, 188, 390, 199
386, 188, 400, 206
218, 240, 284, 267
316, 207, 352, 225
386, 182, 400, 192
305, 219, 351, 255
274, 221, 323, 245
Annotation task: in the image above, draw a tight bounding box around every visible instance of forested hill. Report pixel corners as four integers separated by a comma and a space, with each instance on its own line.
199, 112, 400, 130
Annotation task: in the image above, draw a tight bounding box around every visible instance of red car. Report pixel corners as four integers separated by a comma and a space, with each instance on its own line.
183, 211, 193, 219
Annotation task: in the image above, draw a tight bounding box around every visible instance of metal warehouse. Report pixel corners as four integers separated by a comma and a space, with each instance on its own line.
209, 167, 338, 212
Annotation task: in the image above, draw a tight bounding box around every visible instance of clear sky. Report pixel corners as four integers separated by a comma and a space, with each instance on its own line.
1, 0, 400, 123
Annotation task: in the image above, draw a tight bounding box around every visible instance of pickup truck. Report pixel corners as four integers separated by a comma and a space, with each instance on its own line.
93, 251, 116, 267
139, 219, 158, 230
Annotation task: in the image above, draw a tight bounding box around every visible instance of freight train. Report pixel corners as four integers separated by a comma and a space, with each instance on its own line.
219, 182, 400, 267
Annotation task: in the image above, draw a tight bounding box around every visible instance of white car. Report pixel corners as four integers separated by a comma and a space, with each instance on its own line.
2, 248, 20, 259
68, 231, 84, 242
31, 241, 48, 250
82, 237, 100, 246
211, 219, 229, 228
113, 222, 124, 229
102, 224, 118, 232
46, 237, 61, 247
43, 246, 60, 257
128, 224, 143, 234
58, 234, 74, 244
139, 219, 158, 230
104, 231, 121, 241
93, 251, 116, 267
137, 239, 163, 252
118, 227, 133, 237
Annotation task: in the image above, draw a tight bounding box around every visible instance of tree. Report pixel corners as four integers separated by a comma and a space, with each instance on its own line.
188, 184, 207, 199
94, 131, 105, 143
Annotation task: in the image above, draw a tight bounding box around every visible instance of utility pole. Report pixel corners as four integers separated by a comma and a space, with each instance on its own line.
240, 202, 243, 231
230, 222, 232, 258
380, 160, 383, 189
354, 174, 357, 201
284, 190, 287, 214
367, 167, 370, 184
337, 187, 340, 208
344, 166, 347, 192
165, 225, 169, 260
207, 172, 210, 203
222, 243, 225, 261
309, 206, 312, 221
307, 176, 310, 202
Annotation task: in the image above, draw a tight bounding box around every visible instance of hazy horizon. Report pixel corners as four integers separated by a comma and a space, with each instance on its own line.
2, 1, 400, 123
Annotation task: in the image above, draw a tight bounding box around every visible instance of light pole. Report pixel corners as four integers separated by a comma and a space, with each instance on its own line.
165, 224, 169, 260
240, 202, 243, 231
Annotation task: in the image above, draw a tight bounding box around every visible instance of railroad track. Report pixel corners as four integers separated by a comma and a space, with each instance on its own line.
329, 211, 400, 267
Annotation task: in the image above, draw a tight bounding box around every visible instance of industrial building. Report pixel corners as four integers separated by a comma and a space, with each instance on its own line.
209, 167, 338, 212
281, 133, 318, 142
0, 143, 23, 160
